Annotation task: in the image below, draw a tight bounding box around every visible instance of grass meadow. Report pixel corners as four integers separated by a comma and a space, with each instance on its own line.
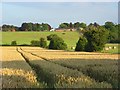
1, 31, 119, 53
1, 32, 79, 50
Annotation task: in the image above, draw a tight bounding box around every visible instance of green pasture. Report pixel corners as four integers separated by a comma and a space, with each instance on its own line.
1, 32, 79, 49
102, 43, 119, 54
1, 32, 119, 53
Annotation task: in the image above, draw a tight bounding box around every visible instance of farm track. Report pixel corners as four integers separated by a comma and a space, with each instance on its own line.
19, 47, 81, 71
18, 47, 105, 88
18, 47, 111, 85
20, 47, 118, 60
16, 47, 47, 88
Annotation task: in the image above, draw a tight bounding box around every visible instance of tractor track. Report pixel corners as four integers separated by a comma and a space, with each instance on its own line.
19, 47, 79, 71
18, 47, 114, 87
16, 47, 48, 88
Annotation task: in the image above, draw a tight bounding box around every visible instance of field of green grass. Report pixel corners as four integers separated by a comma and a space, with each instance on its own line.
1, 31, 80, 49
101, 44, 119, 54
1, 31, 119, 53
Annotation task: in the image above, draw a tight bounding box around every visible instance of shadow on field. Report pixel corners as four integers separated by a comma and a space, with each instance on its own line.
2, 75, 37, 88
50, 59, 119, 88
2, 60, 32, 71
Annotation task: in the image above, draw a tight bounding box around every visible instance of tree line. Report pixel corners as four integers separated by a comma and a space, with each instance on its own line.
2, 22, 52, 31
2, 21, 120, 43
9, 23, 118, 52
59, 22, 119, 43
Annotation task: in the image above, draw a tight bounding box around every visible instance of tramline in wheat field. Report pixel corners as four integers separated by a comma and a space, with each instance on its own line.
1, 46, 119, 88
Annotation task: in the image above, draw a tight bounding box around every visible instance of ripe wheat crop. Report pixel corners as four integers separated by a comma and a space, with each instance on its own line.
1, 47, 43, 88
1, 46, 119, 88
21, 47, 118, 60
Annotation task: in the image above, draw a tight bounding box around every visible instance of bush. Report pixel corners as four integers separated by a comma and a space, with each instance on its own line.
75, 36, 87, 51
30, 40, 39, 46
40, 38, 47, 48
11, 40, 17, 46
47, 34, 58, 41
48, 34, 67, 50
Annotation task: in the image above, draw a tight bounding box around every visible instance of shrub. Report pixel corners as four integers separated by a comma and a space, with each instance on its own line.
30, 40, 39, 46
48, 34, 67, 50
47, 34, 58, 41
11, 40, 17, 46
75, 36, 87, 51
40, 38, 47, 48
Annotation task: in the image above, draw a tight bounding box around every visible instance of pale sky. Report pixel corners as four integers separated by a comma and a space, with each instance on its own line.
1, 0, 119, 2
1, 1, 119, 28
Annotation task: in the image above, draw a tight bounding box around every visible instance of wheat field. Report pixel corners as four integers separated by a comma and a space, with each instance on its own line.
1, 46, 119, 88
21, 47, 118, 60
1, 47, 43, 88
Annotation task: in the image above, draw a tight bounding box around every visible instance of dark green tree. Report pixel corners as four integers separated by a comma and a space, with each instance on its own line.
32, 24, 38, 31
104, 21, 118, 43
2, 24, 18, 31
20, 22, 51, 31
104, 22, 115, 31
59, 23, 69, 29
48, 34, 67, 50
69, 22, 73, 29
84, 26, 109, 52
21, 23, 33, 31
75, 36, 88, 51
41, 23, 51, 31
93, 22, 99, 27
74, 22, 80, 29
47, 34, 58, 41
74, 22, 86, 29
11, 40, 17, 46
30, 40, 40, 46
79, 22, 87, 29
40, 38, 47, 48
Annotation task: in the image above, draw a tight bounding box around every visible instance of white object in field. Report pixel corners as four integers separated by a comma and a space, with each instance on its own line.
108, 46, 112, 49
71, 47, 75, 50
50, 28, 55, 32
105, 47, 109, 50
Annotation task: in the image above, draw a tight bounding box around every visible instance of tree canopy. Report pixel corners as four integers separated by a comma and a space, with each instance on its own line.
2, 22, 51, 32
84, 26, 109, 52
48, 34, 67, 50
